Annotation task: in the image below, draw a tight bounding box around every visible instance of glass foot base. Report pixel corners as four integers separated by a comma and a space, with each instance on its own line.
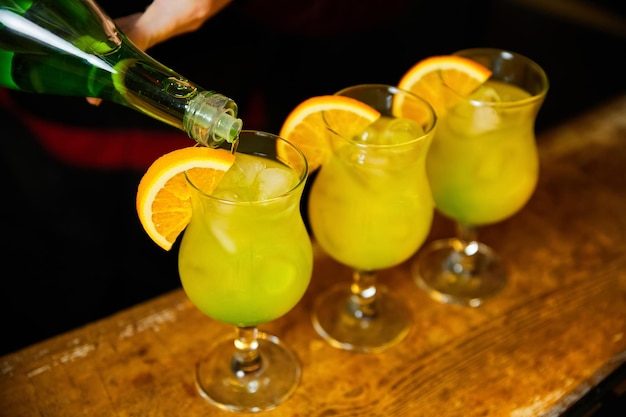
196, 332, 300, 412
413, 238, 507, 307
311, 284, 410, 353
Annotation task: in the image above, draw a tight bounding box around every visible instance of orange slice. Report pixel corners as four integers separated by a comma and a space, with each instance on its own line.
136, 147, 235, 250
279, 95, 381, 172
398, 55, 492, 116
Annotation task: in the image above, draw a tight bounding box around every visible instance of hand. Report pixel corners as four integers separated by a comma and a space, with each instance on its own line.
115, 0, 234, 51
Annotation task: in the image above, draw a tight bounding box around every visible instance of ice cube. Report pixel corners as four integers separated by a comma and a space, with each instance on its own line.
451, 85, 501, 135
354, 117, 425, 146
470, 84, 501, 103
469, 105, 500, 135
214, 163, 245, 193
379, 118, 425, 144
212, 166, 249, 201
236, 154, 267, 186
211, 187, 243, 202
253, 167, 297, 200
212, 154, 267, 201
352, 125, 376, 143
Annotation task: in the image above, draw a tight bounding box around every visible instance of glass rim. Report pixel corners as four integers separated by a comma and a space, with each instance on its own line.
327, 83, 437, 149
447, 48, 549, 108
185, 130, 309, 205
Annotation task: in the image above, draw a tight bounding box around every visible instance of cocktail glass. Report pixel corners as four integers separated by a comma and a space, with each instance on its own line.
309, 84, 437, 352
178, 130, 313, 412
414, 48, 549, 307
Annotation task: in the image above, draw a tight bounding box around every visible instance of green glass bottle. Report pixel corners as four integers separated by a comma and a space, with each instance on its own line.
0, 0, 242, 147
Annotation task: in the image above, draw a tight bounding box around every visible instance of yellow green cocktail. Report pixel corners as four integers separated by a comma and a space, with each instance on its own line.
309, 115, 433, 270
427, 80, 538, 226
179, 152, 312, 326
309, 84, 437, 353
178, 130, 312, 412
414, 49, 548, 307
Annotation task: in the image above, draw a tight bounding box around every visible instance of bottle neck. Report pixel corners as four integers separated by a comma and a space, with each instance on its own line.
0, 0, 243, 147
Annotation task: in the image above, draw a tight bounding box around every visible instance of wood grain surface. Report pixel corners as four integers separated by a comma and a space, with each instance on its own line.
1, 95, 625, 417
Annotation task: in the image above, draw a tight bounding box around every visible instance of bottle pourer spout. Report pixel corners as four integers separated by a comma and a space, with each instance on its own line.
214, 111, 243, 146
185, 91, 243, 147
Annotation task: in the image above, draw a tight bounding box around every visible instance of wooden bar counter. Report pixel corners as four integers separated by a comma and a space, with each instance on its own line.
2, 95, 626, 416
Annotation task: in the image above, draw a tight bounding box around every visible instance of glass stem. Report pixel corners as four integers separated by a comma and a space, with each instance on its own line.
231, 326, 262, 377
450, 223, 479, 276
349, 270, 378, 319
456, 223, 478, 244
